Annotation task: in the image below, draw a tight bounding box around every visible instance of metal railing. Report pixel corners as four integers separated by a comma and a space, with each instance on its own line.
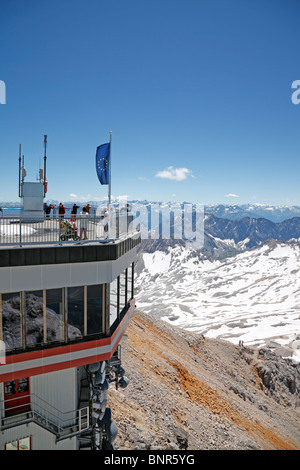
0, 393, 89, 441
0, 213, 136, 246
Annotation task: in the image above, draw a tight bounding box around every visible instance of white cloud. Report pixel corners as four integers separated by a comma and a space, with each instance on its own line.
225, 193, 240, 198
69, 193, 78, 199
155, 166, 192, 181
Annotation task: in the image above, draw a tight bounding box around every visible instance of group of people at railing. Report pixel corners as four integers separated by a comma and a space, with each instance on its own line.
0, 202, 134, 243
43, 202, 93, 219
43, 202, 131, 217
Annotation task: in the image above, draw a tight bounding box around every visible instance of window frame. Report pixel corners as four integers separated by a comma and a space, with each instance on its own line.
0, 264, 134, 351
5, 436, 32, 450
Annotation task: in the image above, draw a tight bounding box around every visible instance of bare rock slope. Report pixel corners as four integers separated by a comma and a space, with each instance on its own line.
108, 310, 300, 450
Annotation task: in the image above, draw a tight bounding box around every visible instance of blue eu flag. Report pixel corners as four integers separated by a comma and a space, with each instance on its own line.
96, 143, 110, 185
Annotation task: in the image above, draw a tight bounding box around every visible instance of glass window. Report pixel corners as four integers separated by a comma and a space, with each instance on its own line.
25, 291, 44, 347
18, 377, 29, 394
67, 287, 84, 340
119, 271, 126, 313
4, 380, 16, 396
4, 378, 30, 417
87, 285, 103, 336
19, 437, 31, 450
5, 437, 31, 450
46, 288, 64, 343
128, 264, 133, 301
110, 278, 118, 326
2, 293, 22, 351
5, 440, 18, 450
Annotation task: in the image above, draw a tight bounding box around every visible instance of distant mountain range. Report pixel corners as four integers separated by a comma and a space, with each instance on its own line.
134, 202, 300, 260
131, 202, 300, 223
204, 203, 300, 223
2, 200, 300, 223
204, 213, 300, 249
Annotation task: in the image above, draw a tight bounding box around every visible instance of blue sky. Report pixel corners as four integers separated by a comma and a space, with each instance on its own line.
0, 0, 300, 205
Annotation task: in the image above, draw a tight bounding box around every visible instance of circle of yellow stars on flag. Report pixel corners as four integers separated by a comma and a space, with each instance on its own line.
97, 157, 108, 171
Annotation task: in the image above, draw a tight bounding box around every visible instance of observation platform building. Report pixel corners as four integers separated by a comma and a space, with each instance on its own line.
0, 212, 140, 450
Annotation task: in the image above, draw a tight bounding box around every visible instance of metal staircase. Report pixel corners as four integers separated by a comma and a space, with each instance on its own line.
1, 350, 129, 448
0, 393, 90, 442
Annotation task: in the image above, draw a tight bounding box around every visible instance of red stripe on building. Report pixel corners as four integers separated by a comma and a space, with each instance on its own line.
0, 302, 135, 383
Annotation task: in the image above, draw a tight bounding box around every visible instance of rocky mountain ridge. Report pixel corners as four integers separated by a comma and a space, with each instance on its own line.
204, 203, 300, 223
136, 213, 300, 264
204, 214, 300, 249
109, 311, 300, 450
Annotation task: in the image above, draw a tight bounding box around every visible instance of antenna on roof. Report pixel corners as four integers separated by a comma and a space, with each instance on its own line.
43, 135, 47, 197
18, 144, 21, 197
18, 145, 26, 198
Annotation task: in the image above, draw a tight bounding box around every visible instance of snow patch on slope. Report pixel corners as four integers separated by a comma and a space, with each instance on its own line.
135, 242, 300, 362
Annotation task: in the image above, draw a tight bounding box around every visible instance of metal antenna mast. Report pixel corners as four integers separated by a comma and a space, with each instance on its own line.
43, 135, 47, 197
18, 144, 21, 197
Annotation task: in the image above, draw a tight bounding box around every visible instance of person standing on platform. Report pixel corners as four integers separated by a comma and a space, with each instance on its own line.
71, 203, 79, 220
85, 203, 91, 214
58, 203, 65, 219
80, 206, 88, 240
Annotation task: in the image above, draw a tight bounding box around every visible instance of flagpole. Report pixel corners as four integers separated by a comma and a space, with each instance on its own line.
107, 131, 112, 239
108, 131, 112, 207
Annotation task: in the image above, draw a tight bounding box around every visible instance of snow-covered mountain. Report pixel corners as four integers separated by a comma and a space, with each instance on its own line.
133, 204, 300, 362
135, 239, 300, 362
204, 214, 300, 250
127, 201, 300, 255
128, 201, 300, 223
203, 203, 300, 223
134, 210, 300, 263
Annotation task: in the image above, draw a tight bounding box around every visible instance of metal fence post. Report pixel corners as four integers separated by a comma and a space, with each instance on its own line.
19, 217, 22, 246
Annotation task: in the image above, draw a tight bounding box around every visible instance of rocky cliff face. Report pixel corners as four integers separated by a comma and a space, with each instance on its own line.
204, 214, 300, 249
108, 311, 300, 450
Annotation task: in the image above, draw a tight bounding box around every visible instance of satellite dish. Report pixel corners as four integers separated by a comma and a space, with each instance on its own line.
95, 368, 106, 385
99, 378, 109, 392
101, 399, 107, 412
110, 421, 118, 442
88, 362, 100, 373
119, 376, 129, 389
101, 408, 117, 442
102, 407, 112, 423
117, 366, 125, 377
98, 389, 108, 402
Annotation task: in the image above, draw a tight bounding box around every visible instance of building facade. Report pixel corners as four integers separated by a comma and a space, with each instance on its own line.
0, 218, 140, 450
